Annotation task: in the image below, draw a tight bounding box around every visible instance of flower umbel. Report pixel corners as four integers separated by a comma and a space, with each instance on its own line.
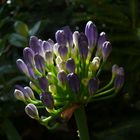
15, 21, 124, 130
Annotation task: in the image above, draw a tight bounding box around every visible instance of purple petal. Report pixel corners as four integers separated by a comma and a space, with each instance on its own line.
67, 73, 80, 94
88, 78, 99, 95
23, 47, 35, 67
40, 92, 54, 109
55, 30, 66, 46
25, 103, 39, 119
78, 32, 88, 60
66, 58, 75, 73
102, 41, 112, 61
16, 59, 30, 76
29, 36, 41, 54
96, 32, 107, 57
58, 45, 68, 59
63, 26, 73, 48
38, 77, 49, 92
34, 54, 45, 74
57, 70, 67, 85
85, 21, 98, 49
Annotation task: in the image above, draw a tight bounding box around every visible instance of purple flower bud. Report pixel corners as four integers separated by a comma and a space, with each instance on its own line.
40, 92, 54, 109
34, 54, 45, 74
78, 32, 88, 60
16, 59, 30, 76
29, 36, 41, 54
58, 45, 68, 59
38, 39, 42, 46
25, 104, 39, 119
63, 26, 73, 47
102, 41, 112, 61
24, 86, 35, 99
42, 41, 52, 52
85, 21, 98, 49
57, 70, 67, 85
38, 77, 49, 92
66, 58, 75, 73
88, 78, 99, 95
14, 89, 25, 101
112, 64, 119, 76
55, 30, 66, 46
96, 32, 107, 57
58, 61, 66, 71
73, 31, 79, 47
67, 73, 80, 94
23, 47, 34, 67
47, 38, 54, 46
45, 51, 53, 65
28, 67, 36, 79
53, 43, 59, 55
114, 67, 124, 91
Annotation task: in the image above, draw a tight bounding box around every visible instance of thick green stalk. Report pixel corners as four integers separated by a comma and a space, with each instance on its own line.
74, 105, 90, 140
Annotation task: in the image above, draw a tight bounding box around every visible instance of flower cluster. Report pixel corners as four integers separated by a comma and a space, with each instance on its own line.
14, 21, 124, 128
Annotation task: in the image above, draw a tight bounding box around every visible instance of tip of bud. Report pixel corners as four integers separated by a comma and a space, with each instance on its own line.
14, 89, 25, 101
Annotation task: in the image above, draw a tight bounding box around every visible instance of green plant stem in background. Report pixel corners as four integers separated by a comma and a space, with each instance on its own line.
74, 105, 90, 140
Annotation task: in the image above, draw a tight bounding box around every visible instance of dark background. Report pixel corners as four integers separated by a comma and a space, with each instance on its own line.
0, 0, 140, 140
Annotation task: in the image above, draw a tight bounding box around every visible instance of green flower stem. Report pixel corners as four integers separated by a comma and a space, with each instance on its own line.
97, 75, 115, 93
93, 87, 115, 98
96, 61, 105, 76
92, 91, 118, 101
74, 105, 90, 140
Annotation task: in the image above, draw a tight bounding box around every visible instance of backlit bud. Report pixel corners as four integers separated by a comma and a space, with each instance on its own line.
14, 89, 25, 101
38, 77, 49, 92
45, 51, 53, 65
88, 78, 99, 95
102, 41, 112, 61
66, 58, 75, 73
55, 30, 66, 46
25, 104, 39, 119
73, 31, 79, 47
58, 45, 68, 60
85, 21, 98, 49
57, 70, 67, 85
78, 33, 88, 60
63, 26, 73, 48
23, 47, 34, 67
34, 54, 45, 74
67, 73, 80, 94
24, 86, 35, 99
96, 32, 107, 57
29, 36, 41, 54
16, 59, 30, 77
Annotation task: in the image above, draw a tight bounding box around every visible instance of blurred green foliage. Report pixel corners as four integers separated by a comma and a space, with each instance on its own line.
0, 0, 140, 140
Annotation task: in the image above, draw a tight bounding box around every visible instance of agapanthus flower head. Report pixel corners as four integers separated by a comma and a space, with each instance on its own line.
15, 21, 124, 129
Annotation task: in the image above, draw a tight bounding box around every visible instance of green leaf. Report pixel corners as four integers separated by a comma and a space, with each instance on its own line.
14, 21, 29, 37
29, 21, 41, 36
2, 119, 21, 140
9, 33, 27, 47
